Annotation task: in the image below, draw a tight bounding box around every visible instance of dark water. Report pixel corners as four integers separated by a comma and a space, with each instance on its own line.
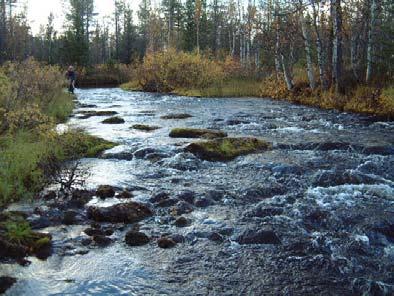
2, 88, 394, 295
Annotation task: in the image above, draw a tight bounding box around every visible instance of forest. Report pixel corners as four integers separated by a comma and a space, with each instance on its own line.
0, 0, 393, 115
0, 1, 394, 295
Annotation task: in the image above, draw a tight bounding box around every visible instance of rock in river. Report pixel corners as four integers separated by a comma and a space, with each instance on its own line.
185, 137, 271, 161
160, 113, 192, 120
96, 185, 116, 199
169, 128, 227, 139
87, 202, 153, 223
0, 276, 16, 294
125, 231, 150, 246
236, 229, 280, 245
102, 116, 125, 124
157, 237, 177, 248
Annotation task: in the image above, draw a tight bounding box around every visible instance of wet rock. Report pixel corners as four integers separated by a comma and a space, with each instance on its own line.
169, 234, 185, 244
158, 237, 176, 248
169, 128, 227, 139
0, 237, 28, 259
125, 231, 150, 246
93, 235, 112, 247
96, 185, 115, 199
236, 229, 281, 245
84, 227, 105, 237
150, 192, 170, 203
145, 152, 171, 162
194, 197, 214, 208
43, 190, 57, 200
363, 146, 394, 156
87, 202, 153, 223
29, 216, 51, 230
101, 152, 134, 161
226, 119, 250, 125
176, 190, 196, 204
174, 216, 190, 227
208, 232, 224, 242
171, 201, 194, 215
134, 148, 158, 159
242, 186, 285, 202
312, 169, 379, 187
0, 276, 16, 294
205, 190, 225, 201
185, 137, 270, 161
160, 113, 192, 120
244, 204, 284, 218
161, 152, 201, 171
79, 110, 118, 118
272, 164, 303, 176
33, 236, 52, 260
157, 198, 178, 208
102, 116, 125, 124
131, 124, 161, 131
117, 190, 133, 199
69, 189, 95, 207
62, 210, 79, 225
81, 237, 92, 246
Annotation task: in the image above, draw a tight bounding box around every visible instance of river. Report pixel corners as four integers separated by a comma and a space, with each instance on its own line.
2, 88, 394, 295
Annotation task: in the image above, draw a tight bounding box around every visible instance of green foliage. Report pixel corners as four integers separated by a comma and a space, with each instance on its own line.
4, 220, 34, 245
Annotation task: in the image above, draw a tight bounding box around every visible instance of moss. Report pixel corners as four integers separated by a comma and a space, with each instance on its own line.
102, 116, 125, 124
169, 128, 227, 139
186, 137, 271, 161
33, 237, 51, 250
120, 80, 143, 91
131, 124, 161, 131
160, 113, 193, 120
59, 131, 117, 158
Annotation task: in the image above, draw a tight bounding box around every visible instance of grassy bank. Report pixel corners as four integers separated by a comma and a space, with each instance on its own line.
0, 59, 115, 207
121, 50, 393, 118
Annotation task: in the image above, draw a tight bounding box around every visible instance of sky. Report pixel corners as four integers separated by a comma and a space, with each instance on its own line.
19, 0, 143, 34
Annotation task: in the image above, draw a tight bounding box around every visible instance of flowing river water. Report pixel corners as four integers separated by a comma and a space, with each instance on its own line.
2, 88, 394, 295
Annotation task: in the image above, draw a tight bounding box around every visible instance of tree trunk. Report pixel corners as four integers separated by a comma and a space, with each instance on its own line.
331, 0, 343, 94
300, 11, 316, 89
0, 0, 6, 62
281, 53, 294, 91
366, 0, 379, 83
274, 12, 281, 79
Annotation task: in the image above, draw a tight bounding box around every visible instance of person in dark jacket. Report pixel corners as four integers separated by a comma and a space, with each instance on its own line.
66, 66, 76, 94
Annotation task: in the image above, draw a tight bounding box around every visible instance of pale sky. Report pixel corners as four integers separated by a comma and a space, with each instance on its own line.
20, 0, 143, 35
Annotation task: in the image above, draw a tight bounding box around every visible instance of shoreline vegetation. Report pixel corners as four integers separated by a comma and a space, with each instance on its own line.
0, 59, 116, 208
121, 50, 393, 119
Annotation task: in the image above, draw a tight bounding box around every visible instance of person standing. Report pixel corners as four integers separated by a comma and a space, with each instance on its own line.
66, 66, 76, 94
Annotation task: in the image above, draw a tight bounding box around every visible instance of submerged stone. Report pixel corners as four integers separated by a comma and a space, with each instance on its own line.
169, 128, 227, 139
185, 137, 271, 161
131, 124, 161, 131
160, 113, 193, 120
102, 116, 125, 124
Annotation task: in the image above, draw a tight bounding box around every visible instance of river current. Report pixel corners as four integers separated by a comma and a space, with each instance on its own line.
2, 88, 394, 295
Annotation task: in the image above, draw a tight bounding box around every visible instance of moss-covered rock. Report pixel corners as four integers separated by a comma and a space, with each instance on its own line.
102, 116, 125, 124
185, 137, 271, 161
169, 128, 227, 139
131, 124, 161, 131
160, 113, 193, 120
78, 110, 118, 119
0, 212, 52, 260
59, 131, 117, 158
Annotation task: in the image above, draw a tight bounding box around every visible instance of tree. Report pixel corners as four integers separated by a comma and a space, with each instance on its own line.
331, 0, 343, 94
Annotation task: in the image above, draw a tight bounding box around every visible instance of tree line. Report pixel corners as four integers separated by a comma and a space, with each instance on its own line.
0, 0, 393, 92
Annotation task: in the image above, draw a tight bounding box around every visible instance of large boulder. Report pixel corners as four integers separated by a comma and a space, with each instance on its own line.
157, 237, 176, 248
102, 116, 125, 124
185, 137, 271, 161
0, 277, 16, 294
87, 202, 152, 223
160, 113, 192, 120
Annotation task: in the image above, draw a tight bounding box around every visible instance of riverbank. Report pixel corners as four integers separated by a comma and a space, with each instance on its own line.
121, 79, 394, 119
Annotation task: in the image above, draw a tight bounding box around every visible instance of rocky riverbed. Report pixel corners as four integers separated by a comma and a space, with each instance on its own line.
1, 88, 393, 295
